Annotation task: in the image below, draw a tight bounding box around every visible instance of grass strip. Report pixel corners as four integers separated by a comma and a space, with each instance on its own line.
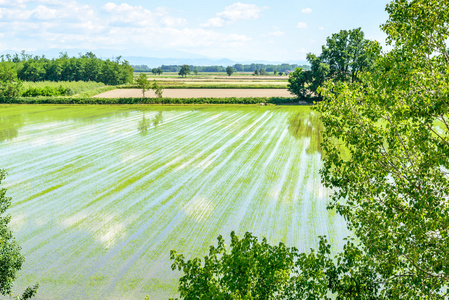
0, 97, 313, 105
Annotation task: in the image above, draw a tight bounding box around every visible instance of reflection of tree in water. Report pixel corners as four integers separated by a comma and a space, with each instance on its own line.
288, 111, 323, 154
0, 115, 23, 142
138, 111, 163, 134
152, 111, 163, 126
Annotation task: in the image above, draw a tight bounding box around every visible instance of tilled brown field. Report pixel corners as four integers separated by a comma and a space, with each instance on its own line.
93, 88, 293, 98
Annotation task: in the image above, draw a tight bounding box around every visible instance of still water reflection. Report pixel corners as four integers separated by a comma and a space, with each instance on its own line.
288, 111, 323, 154
138, 111, 164, 134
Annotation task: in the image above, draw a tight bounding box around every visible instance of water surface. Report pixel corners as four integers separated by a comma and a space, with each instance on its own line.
0, 105, 348, 299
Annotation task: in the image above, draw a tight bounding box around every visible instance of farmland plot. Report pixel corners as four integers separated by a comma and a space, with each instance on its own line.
93, 88, 292, 98
0, 105, 349, 299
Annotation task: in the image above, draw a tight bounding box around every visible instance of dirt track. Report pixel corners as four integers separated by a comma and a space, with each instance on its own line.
93, 89, 293, 98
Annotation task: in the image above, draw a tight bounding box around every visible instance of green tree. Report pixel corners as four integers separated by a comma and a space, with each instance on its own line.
0, 62, 22, 98
288, 28, 376, 99
151, 68, 158, 75
254, 69, 259, 75
151, 80, 164, 98
226, 66, 234, 76
316, 0, 449, 297
156, 67, 163, 75
321, 27, 377, 82
273, 70, 277, 75
0, 170, 38, 299
193, 68, 198, 75
178, 65, 191, 77
170, 231, 382, 299
135, 73, 152, 97
287, 68, 311, 99
170, 231, 296, 299
171, 2, 449, 299
259, 68, 267, 75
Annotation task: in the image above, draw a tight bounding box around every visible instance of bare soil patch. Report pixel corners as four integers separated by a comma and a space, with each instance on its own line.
94, 89, 293, 98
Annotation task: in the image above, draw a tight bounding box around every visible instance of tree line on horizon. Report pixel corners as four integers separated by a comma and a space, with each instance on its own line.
132, 63, 310, 73
0, 52, 133, 85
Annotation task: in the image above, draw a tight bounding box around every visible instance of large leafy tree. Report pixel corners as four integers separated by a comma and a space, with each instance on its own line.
288, 28, 377, 99
171, 1, 449, 299
321, 28, 376, 82
0, 63, 22, 98
316, 0, 449, 297
170, 232, 380, 299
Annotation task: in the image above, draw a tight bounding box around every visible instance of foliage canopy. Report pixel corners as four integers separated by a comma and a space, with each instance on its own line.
0, 52, 133, 85
135, 73, 152, 97
288, 28, 378, 99
171, 0, 449, 298
316, 0, 449, 297
226, 66, 234, 76
179, 65, 191, 77
170, 232, 381, 300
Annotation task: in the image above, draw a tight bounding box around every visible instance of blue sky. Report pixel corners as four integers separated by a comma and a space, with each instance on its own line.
0, 0, 391, 62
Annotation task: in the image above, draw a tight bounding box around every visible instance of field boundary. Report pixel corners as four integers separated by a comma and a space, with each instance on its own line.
118, 84, 287, 89
0, 97, 315, 105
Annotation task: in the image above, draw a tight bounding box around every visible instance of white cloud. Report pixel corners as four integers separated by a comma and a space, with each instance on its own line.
0, 0, 253, 58
297, 22, 307, 29
201, 17, 225, 28
201, 2, 265, 28
101, 3, 187, 28
301, 8, 312, 14
0, 1, 95, 21
318, 26, 324, 31
102, 2, 156, 27
267, 30, 285, 37
218, 2, 263, 21
32, 5, 57, 20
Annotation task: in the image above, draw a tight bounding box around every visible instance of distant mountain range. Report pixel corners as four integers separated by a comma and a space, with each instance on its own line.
0, 48, 308, 68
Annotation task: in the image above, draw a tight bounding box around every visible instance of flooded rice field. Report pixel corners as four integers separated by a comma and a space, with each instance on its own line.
0, 105, 348, 299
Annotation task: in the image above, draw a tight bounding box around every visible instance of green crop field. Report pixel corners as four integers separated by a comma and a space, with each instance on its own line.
21, 81, 107, 97
0, 105, 348, 299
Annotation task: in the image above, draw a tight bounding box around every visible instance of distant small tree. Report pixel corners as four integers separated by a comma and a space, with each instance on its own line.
178, 65, 191, 77
260, 68, 267, 75
151, 80, 164, 98
254, 69, 259, 75
135, 73, 151, 97
193, 68, 198, 75
274, 70, 277, 75
226, 66, 234, 76
151, 68, 158, 75
279, 72, 283, 76
156, 67, 163, 75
